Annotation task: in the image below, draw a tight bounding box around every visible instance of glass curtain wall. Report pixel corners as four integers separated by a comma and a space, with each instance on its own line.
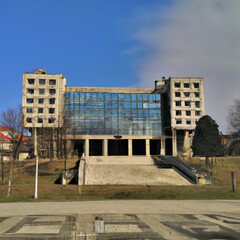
65, 92, 161, 135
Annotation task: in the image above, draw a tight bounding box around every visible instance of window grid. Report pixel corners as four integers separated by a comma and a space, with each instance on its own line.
65, 92, 161, 135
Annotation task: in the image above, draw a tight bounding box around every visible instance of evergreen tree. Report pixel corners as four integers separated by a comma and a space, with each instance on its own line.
192, 115, 224, 159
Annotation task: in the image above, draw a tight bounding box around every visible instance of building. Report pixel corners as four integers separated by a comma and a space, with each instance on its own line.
22, 70, 205, 158
155, 77, 205, 155
22, 69, 66, 128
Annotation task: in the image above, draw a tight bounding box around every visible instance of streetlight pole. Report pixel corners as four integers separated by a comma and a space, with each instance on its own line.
34, 126, 39, 199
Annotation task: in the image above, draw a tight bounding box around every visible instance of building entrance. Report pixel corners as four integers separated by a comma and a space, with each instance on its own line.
89, 140, 103, 156
108, 140, 128, 156
73, 140, 84, 157
132, 139, 146, 155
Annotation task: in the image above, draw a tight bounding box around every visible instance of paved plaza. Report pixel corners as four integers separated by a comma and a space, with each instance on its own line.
0, 200, 239, 239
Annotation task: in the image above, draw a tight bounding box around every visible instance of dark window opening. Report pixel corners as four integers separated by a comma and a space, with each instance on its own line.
89, 140, 103, 156
48, 118, 55, 123
74, 140, 84, 157
27, 98, 34, 104
185, 101, 191, 107
108, 140, 128, 156
38, 98, 44, 104
186, 110, 191, 116
132, 139, 146, 155
27, 89, 34, 94
176, 110, 181, 116
49, 89, 56, 95
49, 79, 56, 85
184, 92, 190, 97
39, 79, 46, 85
175, 92, 181, 97
176, 101, 181, 107
174, 82, 180, 88
38, 118, 43, 123
195, 101, 200, 108
49, 98, 55, 104
184, 83, 190, 88
49, 108, 55, 114
194, 83, 199, 88
27, 79, 35, 84
26, 117, 32, 123
39, 89, 45, 95
150, 140, 160, 155
38, 108, 43, 113
194, 92, 199, 97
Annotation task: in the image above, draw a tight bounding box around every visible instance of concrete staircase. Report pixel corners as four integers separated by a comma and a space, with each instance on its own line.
79, 156, 191, 186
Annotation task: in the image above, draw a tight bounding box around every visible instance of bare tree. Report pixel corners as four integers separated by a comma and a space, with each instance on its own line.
0, 106, 24, 197
227, 99, 240, 134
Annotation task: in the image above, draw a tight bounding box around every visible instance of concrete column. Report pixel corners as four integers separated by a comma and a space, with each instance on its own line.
84, 139, 89, 157
172, 129, 177, 156
146, 139, 150, 156
183, 131, 190, 152
103, 139, 108, 156
160, 139, 166, 156
66, 140, 73, 158
128, 139, 132, 156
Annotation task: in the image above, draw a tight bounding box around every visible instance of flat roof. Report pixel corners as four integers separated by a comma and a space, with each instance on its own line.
66, 87, 155, 94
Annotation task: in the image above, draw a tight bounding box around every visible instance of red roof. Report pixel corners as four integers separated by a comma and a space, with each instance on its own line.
0, 133, 11, 142
0, 126, 12, 132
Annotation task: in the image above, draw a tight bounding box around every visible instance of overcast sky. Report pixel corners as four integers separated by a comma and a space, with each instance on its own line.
0, 0, 239, 132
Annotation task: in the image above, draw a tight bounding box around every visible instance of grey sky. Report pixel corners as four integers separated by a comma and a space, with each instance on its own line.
131, 0, 240, 132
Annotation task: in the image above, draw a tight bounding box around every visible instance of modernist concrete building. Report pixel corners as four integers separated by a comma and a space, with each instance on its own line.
22, 69, 66, 128
22, 70, 205, 158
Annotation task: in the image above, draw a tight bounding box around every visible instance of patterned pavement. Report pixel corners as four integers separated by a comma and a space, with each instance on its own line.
0, 213, 239, 239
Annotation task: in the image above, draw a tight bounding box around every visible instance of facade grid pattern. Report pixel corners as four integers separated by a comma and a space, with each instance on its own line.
65, 92, 161, 135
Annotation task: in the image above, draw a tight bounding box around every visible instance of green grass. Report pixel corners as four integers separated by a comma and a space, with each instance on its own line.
0, 157, 239, 202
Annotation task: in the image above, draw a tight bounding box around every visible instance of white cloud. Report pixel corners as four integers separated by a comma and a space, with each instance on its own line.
130, 0, 240, 132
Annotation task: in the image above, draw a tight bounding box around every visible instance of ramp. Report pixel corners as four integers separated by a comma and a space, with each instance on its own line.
153, 156, 211, 184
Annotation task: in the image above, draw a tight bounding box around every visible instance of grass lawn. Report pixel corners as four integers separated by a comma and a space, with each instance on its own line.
0, 157, 239, 202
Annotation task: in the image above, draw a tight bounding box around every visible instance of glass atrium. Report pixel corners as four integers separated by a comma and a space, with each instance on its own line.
65, 92, 161, 136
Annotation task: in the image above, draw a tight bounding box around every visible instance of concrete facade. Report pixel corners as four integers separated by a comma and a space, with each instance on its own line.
22, 70, 205, 157
22, 69, 66, 128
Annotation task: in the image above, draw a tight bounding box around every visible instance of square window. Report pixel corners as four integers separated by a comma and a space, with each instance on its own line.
26, 108, 33, 113
194, 92, 200, 97
49, 79, 56, 85
39, 89, 45, 95
39, 79, 46, 85
176, 101, 181, 107
27, 89, 34, 94
186, 110, 191, 116
48, 118, 55, 123
195, 101, 200, 108
194, 82, 199, 88
49, 98, 55, 104
175, 92, 181, 97
176, 119, 182, 124
195, 111, 201, 116
186, 120, 191, 125
38, 118, 43, 123
184, 92, 190, 97
38, 108, 43, 113
174, 82, 180, 88
27, 79, 35, 84
38, 98, 44, 104
26, 98, 34, 104
184, 83, 190, 88
49, 108, 55, 114
176, 110, 181, 116
185, 101, 191, 107
49, 89, 56, 95
26, 117, 32, 123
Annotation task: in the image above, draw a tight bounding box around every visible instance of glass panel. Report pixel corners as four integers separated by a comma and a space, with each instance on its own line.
65, 92, 162, 135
